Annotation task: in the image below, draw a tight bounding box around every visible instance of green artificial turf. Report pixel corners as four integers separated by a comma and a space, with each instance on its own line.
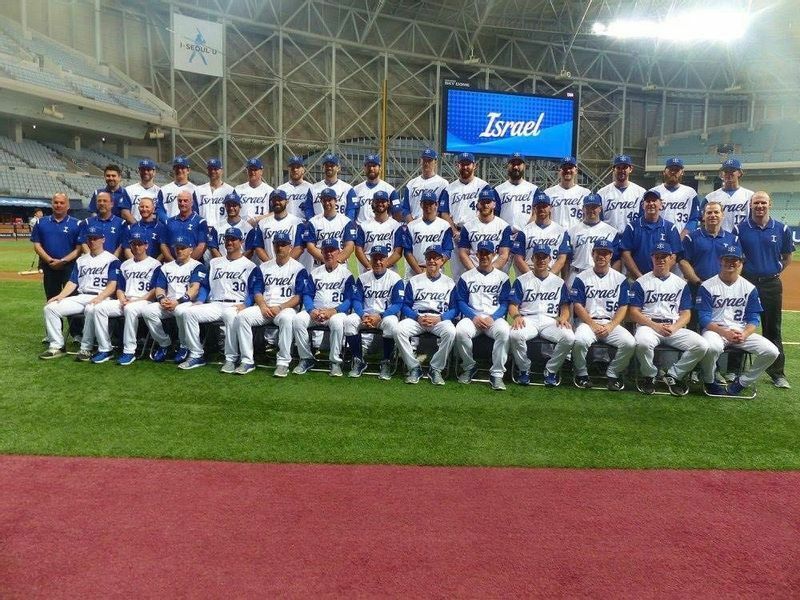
1, 277, 798, 469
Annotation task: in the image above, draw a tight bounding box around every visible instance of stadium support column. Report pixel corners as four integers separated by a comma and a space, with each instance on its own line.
749, 95, 756, 131
703, 94, 709, 139
619, 85, 627, 154
277, 31, 284, 177
659, 89, 667, 144
169, 5, 176, 159
19, 0, 26, 32
221, 17, 228, 167
94, 0, 102, 64
330, 44, 337, 152
433, 63, 441, 152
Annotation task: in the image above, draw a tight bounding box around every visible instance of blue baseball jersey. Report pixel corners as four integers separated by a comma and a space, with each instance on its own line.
456, 267, 511, 319
629, 272, 693, 320
696, 275, 762, 331
570, 268, 630, 320
156, 181, 198, 223
122, 219, 166, 258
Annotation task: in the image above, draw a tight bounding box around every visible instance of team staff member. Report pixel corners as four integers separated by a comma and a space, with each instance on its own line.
162, 190, 208, 262
78, 191, 126, 256
122, 197, 166, 260
89, 164, 132, 222
124, 159, 160, 223
679, 200, 740, 285
31, 192, 81, 303
733, 191, 794, 389
704, 158, 753, 232
620, 189, 682, 280
398, 148, 448, 221
598, 154, 646, 234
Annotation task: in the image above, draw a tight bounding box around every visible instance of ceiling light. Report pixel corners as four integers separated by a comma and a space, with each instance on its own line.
593, 10, 751, 42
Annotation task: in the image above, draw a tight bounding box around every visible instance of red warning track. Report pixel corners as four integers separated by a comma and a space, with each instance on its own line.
1, 455, 798, 598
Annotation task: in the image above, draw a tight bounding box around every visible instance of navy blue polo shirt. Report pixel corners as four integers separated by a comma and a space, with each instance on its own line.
122, 219, 166, 258
681, 228, 740, 281
78, 215, 126, 252
620, 216, 682, 275
734, 218, 795, 277
165, 213, 209, 247
89, 186, 132, 217
30, 214, 81, 259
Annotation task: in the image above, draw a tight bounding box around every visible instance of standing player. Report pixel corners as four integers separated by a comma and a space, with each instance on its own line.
512, 191, 571, 276
455, 189, 513, 280
302, 153, 356, 220
397, 148, 448, 222
454, 241, 512, 391
194, 158, 235, 232
354, 191, 404, 273
567, 193, 620, 285
90, 227, 161, 365
439, 152, 494, 234
495, 153, 538, 232
597, 155, 645, 234
78, 191, 126, 256
292, 239, 356, 377
570, 239, 635, 391
156, 156, 197, 222
234, 232, 309, 377
545, 157, 591, 231
680, 200, 740, 285
697, 247, 779, 396
302, 188, 357, 266
180, 228, 257, 371
648, 157, 700, 238
162, 190, 208, 262
253, 189, 306, 262
704, 158, 753, 232
628, 243, 709, 395
620, 190, 682, 280
235, 157, 274, 226
351, 154, 399, 224
734, 191, 794, 388
89, 164, 133, 222
124, 159, 160, 223
39, 226, 120, 361
277, 155, 313, 221
402, 189, 454, 280
31, 192, 81, 306
508, 244, 574, 386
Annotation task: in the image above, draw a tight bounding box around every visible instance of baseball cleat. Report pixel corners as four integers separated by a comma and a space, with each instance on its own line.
292, 358, 315, 375
91, 351, 114, 364
704, 382, 728, 396
640, 377, 656, 395
349, 357, 368, 378
117, 353, 136, 366
178, 357, 206, 370
606, 377, 624, 392
329, 363, 343, 377
543, 370, 560, 387
378, 360, 393, 380
219, 361, 237, 374
405, 366, 422, 384
173, 347, 189, 364
150, 346, 168, 363
74, 350, 92, 362
516, 371, 530, 386
772, 376, 791, 389
458, 366, 477, 384
490, 375, 506, 391
235, 363, 256, 375
39, 348, 65, 360
428, 369, 446, 386
726, 378, 746, 396
273, 365, 290, 378
661, 374, 688, 396
574, 375, 592, 389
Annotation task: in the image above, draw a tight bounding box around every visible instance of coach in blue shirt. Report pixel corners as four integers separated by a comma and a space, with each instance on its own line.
88, 164, 133, 223
620, 189, 682, 279
680, 199, 740, 284
30, 192, 81, 301
733, 191, 794, 388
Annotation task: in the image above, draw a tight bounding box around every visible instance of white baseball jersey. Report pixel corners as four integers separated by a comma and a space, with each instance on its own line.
70, 251, 120, 294
405, 272, 456, 315
256, 258, 308, 306
456, 267, 511, 316
305, 214, 357, 250
206, 255, 257, 302
195, 182, 236, 231
256, 214, 305, 260
511, 272, 569, 318
153, 258, 205, 298
545, 183, 591, 230
649, 183, 699, 233
118, 256, 161, 298
495, 180, 538, 231
356, 217, 403, 256
277, 179, 313, 221
570, 268, 629, 321
597, 181, 646, 234
351, 179, 398, 223
214, 219, 254, 258
401, 174, 448, 220
568, 221, 620, 271
308, 263, 353, 310
630, 272, 692, 321
124, 182, 160, 222
404, 217, 453, 265
458, 216, 513, 268
235, 181, 275, 221
705, 186, 754, 232
697, 275, 762, 332
439, 176, 490, 228
156, 181, 196, 221
355, 270, 403, 313
514, 221, 571, 266
306, 179, 355, 218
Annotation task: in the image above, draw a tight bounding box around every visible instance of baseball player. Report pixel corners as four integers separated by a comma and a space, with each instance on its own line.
439, 152, 495, 233
351, 154, 399, 224
253, 189, 306, 263
234, 157, 274, 225
194, 158, 236, 232
397, 148, 448, 221
90, 226, 161, 365
156, 156, 197, 223
162, 190, 208, 262
121, 196, 166, 260
704, 158, 753, 232
512, 191, 571, 276
508, 244, 574, 386
302, 153, 356, 220
402, 189, 454, 280
620, 189, 682, 280
545, 156, 591, 231
628, 242, 709, 395
39, 226, 120, 361
142, 236, 207, 364
233, 232, 309, 377
180, 228, 257, 371
648, 157, 700, 238
566, 193, 620, 286
346, 245, 404, 379
124, 159, 160, 223
276, 155, 313, 221
354, 191, 404, 273
455, 188, 513, 280
395, 244, 458, 385
89, 164, 133, 222
597, 154, 646, 234
208, 193, 257, 259
696, 247, 779, 396
495, 152, 538, 232
292, 239, 356, 377
680, 200, 740, 285
455, 240, 512, 391
78, 191, 126, 256
302, 188, 357, 266
570, 239, 635, 391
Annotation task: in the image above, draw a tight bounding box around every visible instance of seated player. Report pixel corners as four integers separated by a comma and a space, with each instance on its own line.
454, 241, 512, 391
234, 232, 309, 377
91, 226, 161, 365
696, 247, 779, 396
570, 239, 635, 391
292, 239, 356, 377
628, 242, 709, 395
40, 226, 120, 361
508, 244, 574, 386
346, 245, 404, 380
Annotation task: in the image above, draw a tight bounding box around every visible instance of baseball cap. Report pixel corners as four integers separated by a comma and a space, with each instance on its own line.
223, 227, 244, 240
651, 241, 673, 256
364, 154, 381, 166
206, 158, 222, 169
172, 156, 190, 168
613, 154, 632, 166
127, 226, 148, 244
722, 158, 743, 171
507, 152, 526, 163
420, 148, 438, 160
372, 190, 390, 203
272, 232, 291, 245
86, 225, 104, 239
476, 240, 496, 253
593, 239, 614, 252
320, 187, 337, 199
138, 159, 156, 170
665, 157, 684, 169
424, 244, 444, 257
560, 156, 577, 167
457, 152, 475, 164
420, 189, 438, 204
533, 191, 551, 205
643, 189, 661, 201
369, 244, 391, 257
582, 193, 602, 206
322, 153, 339, 165
478, 188, 496, 203
223, 192, 241, 205
320, 238, 340, 250
532, 244, 551, 256
173, 235, 194, 248
270, 189, 288, 201
721, 245, 743, 260
287, 155, 305, 167
246, 157, 263, 170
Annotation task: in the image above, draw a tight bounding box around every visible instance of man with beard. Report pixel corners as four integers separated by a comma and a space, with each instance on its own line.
253, 189, 306, 262
124, 159, 160, 223
647, 157, 700, 239
89, 164, 133, 222
598, 154, 645, 234
439, 152, 495, 234
302, 188, 357, 266
208, 193, 257, 259
303, 153, 356, 221
402, 189, 454, 280
455, 188, 513, 281
351, 154, 399, 224
354, 191, 404, 273
156, 156, 197, 222
276, 155, 312, 221
195, 158, 236, 232
495, 152, 538, 233
545, 157, 591, 231
398, 148, 448, 222
512, 191, 571, 277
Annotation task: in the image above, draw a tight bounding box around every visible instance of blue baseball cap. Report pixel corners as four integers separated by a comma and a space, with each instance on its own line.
322, 153, 339, 165
272, 232, 291, 245
643, 189, 661, 201
364, 154, 381, 166
651, 242, 673, 256
246, 157, 263, 170
287, 155, 305, 167
561, 156, 577, 167
613, 154, 633, 166
532, 244, 551, 256
478, 188, 496, 203
507, 152, 526, 163
424, 244, 444, 257
420, 148, 438, 160
722, 158, 743, 171
372, 190, 390, 203
476, 240, 496, 253
665, 157, 684, 169
270, 189, 288, 201
457, 152, 475, 164
420, 189, 438, 204
582, 193, 602, 206
173, 235, 194, 248
721, 245, 743, 260
320, 187, 337, 199
223, 192, 241, 205
127, 226, 148, 244
138, 159, 156, 170
593, 239, 614, 252
172, 156, 190, 168
369, 244, 391, 257
206, 158, 222, 169
533, 191, 551, 205
223, 227, 243, 240
320, 238, 340, 250
86, 225, 105, 238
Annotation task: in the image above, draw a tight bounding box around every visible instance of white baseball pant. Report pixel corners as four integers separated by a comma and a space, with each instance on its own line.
634, 325, 708, 379
183, 302, 242, 362
43, 294, 99, 352
141, 302, 195, 349
293, 311, 350, 364
93, 299, 151, 354
572, 322, 635, 378
235, 306, 296, 367
395, 318, 456, 372
700, 330, 779, 387
509, 315, 575, 374
455, 317, 511, 377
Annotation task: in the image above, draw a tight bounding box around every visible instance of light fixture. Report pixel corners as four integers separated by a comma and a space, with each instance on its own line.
593, 10, 751, 42
724, 84, 743, 92
555, 69, 572, 81
643, 83, 657, 91
32, 124, 37, 129
101, 137, 106, 143
43, 104, 64, 119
